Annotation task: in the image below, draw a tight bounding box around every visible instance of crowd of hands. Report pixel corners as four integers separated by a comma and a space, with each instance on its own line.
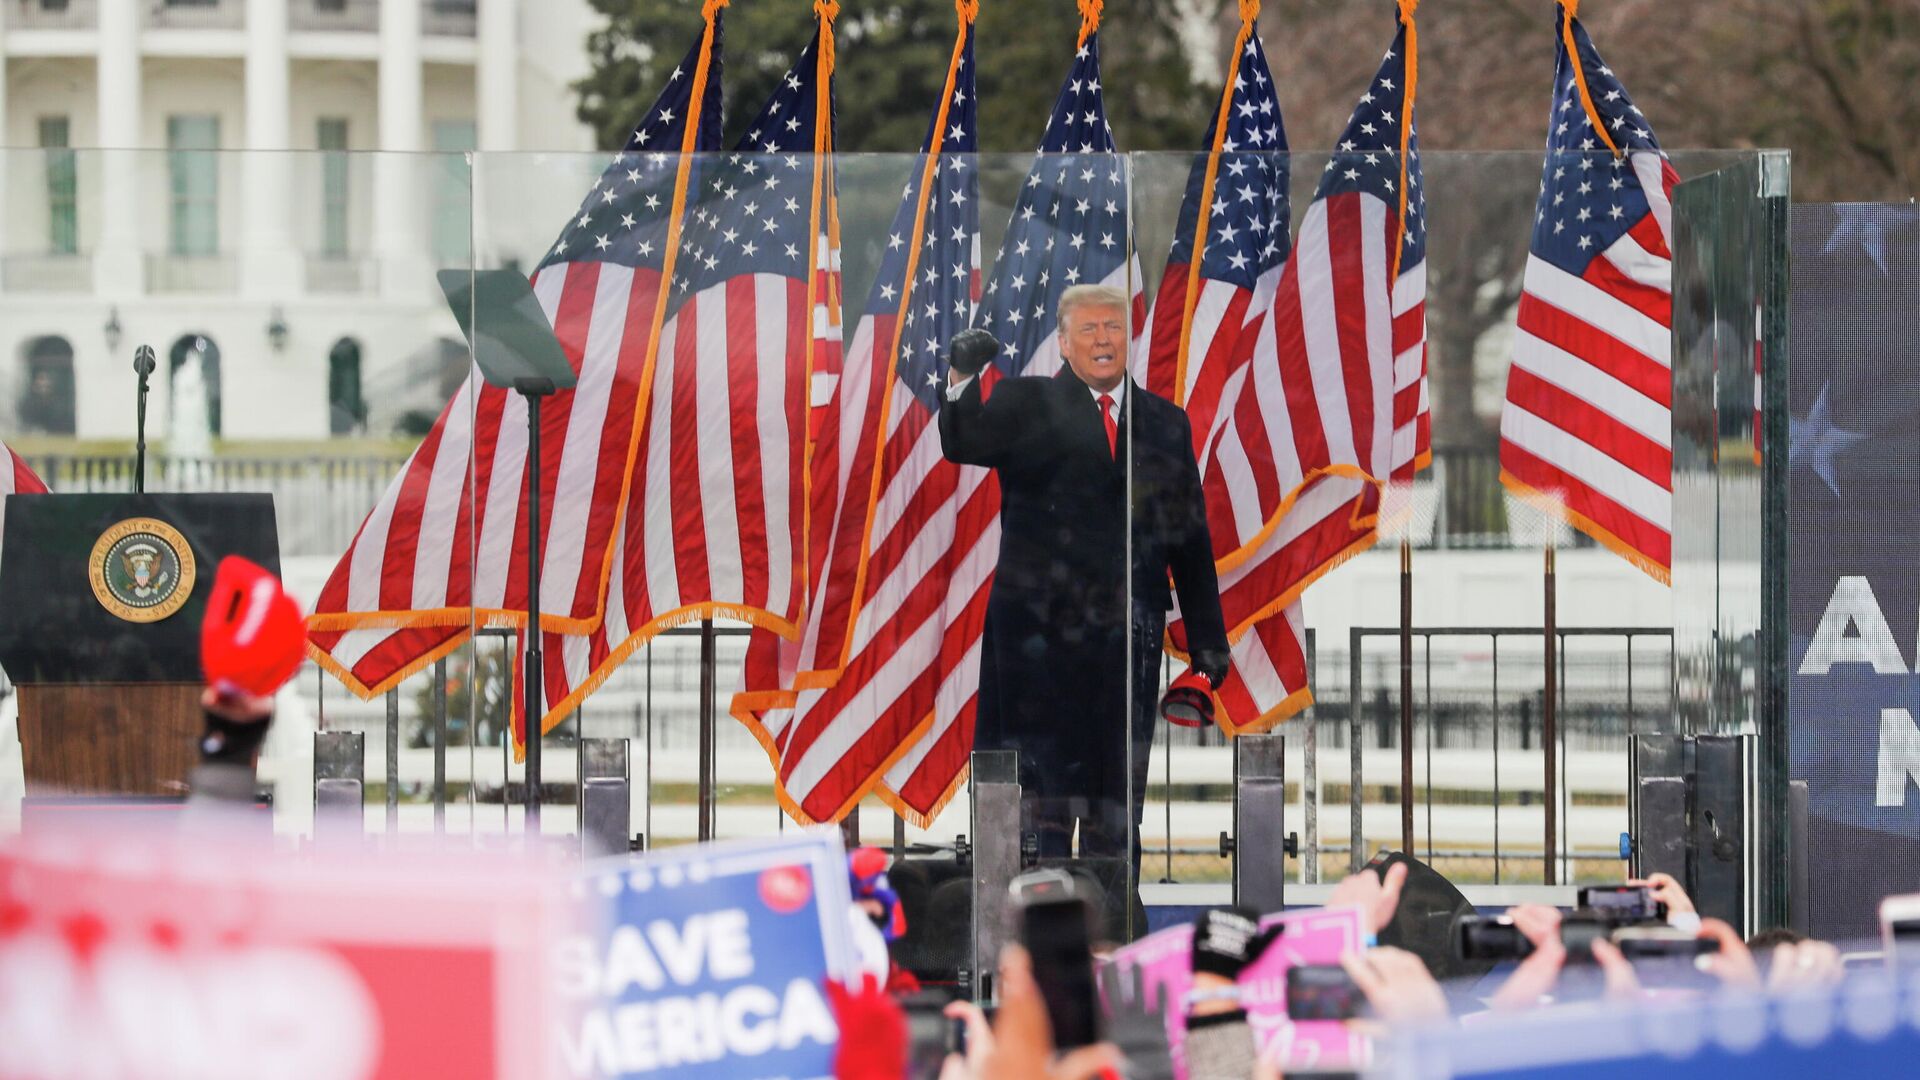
881, 864, 1845, 1080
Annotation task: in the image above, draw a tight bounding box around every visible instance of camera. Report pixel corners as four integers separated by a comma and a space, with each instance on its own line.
1455, 915, 1534, 963
1576, 885, 1665, 925
1012, 869, 1099, 1049
1879, 893, 1920, 970
1286, 964, 1365, 1021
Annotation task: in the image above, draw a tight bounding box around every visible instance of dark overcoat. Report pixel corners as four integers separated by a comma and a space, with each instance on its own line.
939, 368, 1229, 811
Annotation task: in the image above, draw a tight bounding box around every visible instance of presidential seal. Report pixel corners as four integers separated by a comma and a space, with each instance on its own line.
89, 517, 195, 623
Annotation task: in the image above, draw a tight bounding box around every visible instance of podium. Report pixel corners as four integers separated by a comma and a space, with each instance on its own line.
0, 493, 278, 796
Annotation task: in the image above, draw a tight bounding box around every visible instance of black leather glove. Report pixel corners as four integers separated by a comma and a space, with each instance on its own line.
199, 710, 271, 766
946, 327, 1000, 378
1191, 647, 1230, 690
1192, 905, 1282, 981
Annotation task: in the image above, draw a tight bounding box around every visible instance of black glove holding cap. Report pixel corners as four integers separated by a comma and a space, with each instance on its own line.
946, 328, 1000, 378
1192, 905, 1282, 981
1190, 647, 1230, 690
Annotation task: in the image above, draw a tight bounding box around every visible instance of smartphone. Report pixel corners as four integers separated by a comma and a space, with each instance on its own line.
1879, 894, 1920, 969
1578, 885, 1664, 924
901, 995, 953, 1080
1011, 867, 1077, 905
1612, 931, 1721, 960
1286, 964, 1365, 1021
1557, 915, 1609, 963
1021, 895, 1100, 1049
1613, 928, 1720, 989
1454, 916, 1534, 963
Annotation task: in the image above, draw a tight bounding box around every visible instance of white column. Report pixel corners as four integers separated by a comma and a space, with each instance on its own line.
94, 0, 143, 295
477, 0, 518, 153
242, 0, 296, 297
373, 0, 427, 293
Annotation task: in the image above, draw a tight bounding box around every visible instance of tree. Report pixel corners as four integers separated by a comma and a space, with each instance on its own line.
573, 0, 1215, 154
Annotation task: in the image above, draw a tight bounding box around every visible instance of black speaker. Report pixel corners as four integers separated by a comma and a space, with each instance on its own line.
1363, 850, 1491, 985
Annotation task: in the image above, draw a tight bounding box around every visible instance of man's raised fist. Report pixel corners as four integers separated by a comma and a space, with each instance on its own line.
946, 328, 1001, 378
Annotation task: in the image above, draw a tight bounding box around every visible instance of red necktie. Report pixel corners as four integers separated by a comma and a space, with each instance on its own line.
1098, 393, 1117, 459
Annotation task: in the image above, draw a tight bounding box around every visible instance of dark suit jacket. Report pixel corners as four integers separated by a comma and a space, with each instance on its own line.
939, 368, 1229, 794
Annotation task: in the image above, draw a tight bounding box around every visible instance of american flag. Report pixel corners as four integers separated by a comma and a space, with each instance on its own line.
0, 443, 48, 573
1499, 2, 1675, 582
871, 26, 1137, 824
531, 16, 840, 748
1134, 21, 1314, 734
1198, 6, 1429, 722
733, 13, 982, 825
306, 17, 725, 699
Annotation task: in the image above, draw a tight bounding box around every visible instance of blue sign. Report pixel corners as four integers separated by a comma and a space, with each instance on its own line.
556, 832, 856, 1079
1393, 977, 1920, 1078
1788, 204, 1920, 941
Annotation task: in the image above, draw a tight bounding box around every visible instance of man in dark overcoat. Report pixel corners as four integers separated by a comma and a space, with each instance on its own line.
940, 284, 1230, 927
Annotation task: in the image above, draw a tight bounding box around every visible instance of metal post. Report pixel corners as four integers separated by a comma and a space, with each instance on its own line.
432, 659, 447, 833
1424, 634, 1433, 861
1492, 634, 1501, 885
578, 738, 631, 860
1787, 779, 1810, 936
645, 647, 654, 850
970, 750, 1021, 1002
1543, 546, 1557, 885
1304, 629, 1318, 883
523, 391, 546, 831
314, 731, 364, 846
840, 804, 862, 852
1232, 735, 1288, 912
893, 811, 907, 862
385, 689, 399, 834
698, 618, 716, 841
1399, 540, 1414, 857
1348, 627, 1364, 872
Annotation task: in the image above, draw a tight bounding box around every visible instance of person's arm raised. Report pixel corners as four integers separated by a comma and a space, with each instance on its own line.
938, 330, 1023, 469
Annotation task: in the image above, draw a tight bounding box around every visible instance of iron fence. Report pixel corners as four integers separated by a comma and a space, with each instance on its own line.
301, 618, 1669, 891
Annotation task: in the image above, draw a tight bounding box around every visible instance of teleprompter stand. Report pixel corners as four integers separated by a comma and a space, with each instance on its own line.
438, 269, 578, 830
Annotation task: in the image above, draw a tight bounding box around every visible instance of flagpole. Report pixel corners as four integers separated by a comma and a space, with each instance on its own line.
1543, 543, 1557, 885
1400, 538, 1414, 858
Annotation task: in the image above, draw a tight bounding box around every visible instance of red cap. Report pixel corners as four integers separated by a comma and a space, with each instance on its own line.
200, 556, 305, 697
1160, 670, 1215, 728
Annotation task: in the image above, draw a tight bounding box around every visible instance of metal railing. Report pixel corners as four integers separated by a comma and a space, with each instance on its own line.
10, 0, 97, 30
303, 617, 1670, 892
1338, 625, 1673, 885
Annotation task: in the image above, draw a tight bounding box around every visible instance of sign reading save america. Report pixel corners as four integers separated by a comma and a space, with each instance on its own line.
558, 832, 857, 1078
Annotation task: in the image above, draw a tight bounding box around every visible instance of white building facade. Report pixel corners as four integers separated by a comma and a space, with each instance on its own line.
0, 0, 600, 445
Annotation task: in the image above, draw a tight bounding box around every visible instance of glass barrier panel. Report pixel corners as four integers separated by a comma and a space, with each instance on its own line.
0, 148, 478, 840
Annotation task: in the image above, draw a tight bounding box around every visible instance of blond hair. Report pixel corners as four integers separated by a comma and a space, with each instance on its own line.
1056, 283, 1129, 330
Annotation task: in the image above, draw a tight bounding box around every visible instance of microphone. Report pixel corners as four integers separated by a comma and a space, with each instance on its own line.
133, 345, 154, 494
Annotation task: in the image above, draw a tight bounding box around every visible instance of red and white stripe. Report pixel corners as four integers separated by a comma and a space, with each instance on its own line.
1500, 152, 1676, 581
534, 264, 818, 735
306, 259, 662, 696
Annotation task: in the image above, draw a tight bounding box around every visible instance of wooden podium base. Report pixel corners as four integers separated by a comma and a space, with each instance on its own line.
16, 683, 202, 796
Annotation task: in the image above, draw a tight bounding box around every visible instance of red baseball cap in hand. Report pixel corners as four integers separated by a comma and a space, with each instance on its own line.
1160, 670, 1215, 728
200, 556, 305, 698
